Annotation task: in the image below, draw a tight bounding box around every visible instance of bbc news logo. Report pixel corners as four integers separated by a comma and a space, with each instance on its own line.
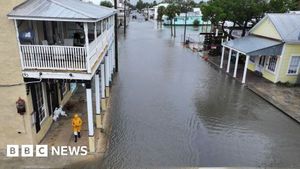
7, 145, 88, 157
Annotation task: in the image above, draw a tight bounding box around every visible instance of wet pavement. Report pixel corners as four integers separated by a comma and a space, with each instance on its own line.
95, 19, 300, 168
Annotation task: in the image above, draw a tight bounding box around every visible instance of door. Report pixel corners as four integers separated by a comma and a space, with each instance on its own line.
257, 56, 266, 72
46, 82, 59, 116
31, 83, 45, 133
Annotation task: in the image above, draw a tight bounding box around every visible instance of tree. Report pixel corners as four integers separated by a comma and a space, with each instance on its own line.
165, 3, 180, 37
201, 0, 299, 39
136, 0, 144, 11
157, 6, 166, 28
268, 0, 298, 13
100, 0, 113, 8
157, 6, 166, 21
201, 0, 267, 38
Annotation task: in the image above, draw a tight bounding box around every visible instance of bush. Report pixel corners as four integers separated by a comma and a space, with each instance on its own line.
193, 19, 200, 26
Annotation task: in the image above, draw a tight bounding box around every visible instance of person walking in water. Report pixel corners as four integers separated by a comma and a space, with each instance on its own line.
72, 113, 82, 142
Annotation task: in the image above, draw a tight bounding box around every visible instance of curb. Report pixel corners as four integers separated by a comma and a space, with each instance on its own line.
206, 57, 300, 124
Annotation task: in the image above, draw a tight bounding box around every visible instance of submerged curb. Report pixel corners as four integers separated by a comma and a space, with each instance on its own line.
205, 56, 300, 124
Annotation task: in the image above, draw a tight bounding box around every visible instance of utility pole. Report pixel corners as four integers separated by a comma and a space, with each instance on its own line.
114, 0, 119, 72
124, 0, 126, 34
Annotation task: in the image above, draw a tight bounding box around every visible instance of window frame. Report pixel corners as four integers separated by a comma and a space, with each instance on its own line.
266, 56, 278, 74
287, 55, 300, 75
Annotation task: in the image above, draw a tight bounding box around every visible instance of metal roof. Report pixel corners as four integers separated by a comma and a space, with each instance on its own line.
251, 13, 300, 44
7, 0, 117, 22
223, 35, 283, 56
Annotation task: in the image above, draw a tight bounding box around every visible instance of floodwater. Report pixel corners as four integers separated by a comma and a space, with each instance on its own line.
100, 19, 300, 168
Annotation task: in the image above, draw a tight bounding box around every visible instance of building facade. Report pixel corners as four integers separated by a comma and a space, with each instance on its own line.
221, 13, 300, 84
0, 0, 117, 152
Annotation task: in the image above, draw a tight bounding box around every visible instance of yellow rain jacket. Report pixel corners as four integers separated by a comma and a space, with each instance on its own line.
72, 114, 82, 132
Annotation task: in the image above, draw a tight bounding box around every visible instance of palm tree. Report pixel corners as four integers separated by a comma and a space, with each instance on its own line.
157, 6, 166, 28
165, 4, 180, 37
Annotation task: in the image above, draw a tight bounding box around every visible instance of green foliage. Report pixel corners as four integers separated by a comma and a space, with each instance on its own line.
100, 1, 113, 8
136, 0, 144, 11
193, 19, 200, 26
165, 3, 180, 20
157, 6, 166, 21
268, 0, 298, 13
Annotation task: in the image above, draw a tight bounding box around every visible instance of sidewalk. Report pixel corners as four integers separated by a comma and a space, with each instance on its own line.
202, 52, 300, 123
0, 86, 113, 168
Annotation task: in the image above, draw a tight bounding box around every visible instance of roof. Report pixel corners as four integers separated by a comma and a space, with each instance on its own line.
222, 35, 283, 56
251, 13, 300, 43
7, 0, 117, 22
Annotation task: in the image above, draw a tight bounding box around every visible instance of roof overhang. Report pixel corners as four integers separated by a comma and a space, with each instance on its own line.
7, 15, 115, 23
7, 0, 117, 23
222, 35, 284, 56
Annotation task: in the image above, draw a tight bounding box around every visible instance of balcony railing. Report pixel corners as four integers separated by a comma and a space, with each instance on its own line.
19, 27, 114, 72
20, 45, 87, 71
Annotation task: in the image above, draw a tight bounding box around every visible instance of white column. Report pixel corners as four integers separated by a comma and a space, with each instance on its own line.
226, 49, 232, 73
233, 52, 240, 78
226, 36, 229, 41
100, 63, 107, 111
220, 47, 225, 68
105, 55, 110, 87
110, 48, 113, 79
86, 82, 95, 152
112, 43, 116, 70
94, 22, 97, 40
95, 73, 100, 115
242, 55, 250, 84
84, 23, 90, 73
215, 29, 218, 37
101, 64, 105, 99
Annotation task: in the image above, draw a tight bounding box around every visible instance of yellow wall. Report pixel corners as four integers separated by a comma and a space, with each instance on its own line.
247, 56, 277, 83
0, 0, 35, 148
278, 44, 300, 84
250, 17, 282, 40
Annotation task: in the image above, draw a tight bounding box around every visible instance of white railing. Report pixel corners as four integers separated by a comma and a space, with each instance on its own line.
20, 45, 87, 71
20, 27, 114, 72
88, 27, 114, 70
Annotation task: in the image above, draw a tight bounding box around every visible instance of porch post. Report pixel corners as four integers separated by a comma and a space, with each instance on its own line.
94, 22, 97, 40
101, 63, 107, 111
95, 71, 102, 129
242, 55, 250, 84
233, 52, 240, 78
220, 46, 225, 69
84, 23, 91, 73
105, 55, 110, 97
85, 81, 95, 152
226, 49, 232, 73
110, 48, 113, 80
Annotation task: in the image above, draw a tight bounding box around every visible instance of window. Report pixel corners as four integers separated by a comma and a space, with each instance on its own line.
267, 56, 277, 72
288, 56, 300, 75
34, 83, 46, 124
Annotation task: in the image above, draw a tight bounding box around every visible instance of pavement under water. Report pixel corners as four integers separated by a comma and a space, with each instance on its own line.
98, 20, 300, 168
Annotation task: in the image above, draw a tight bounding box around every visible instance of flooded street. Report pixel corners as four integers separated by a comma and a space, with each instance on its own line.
100, 20, 300, 168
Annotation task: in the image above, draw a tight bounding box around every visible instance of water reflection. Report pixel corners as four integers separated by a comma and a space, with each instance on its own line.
98, 21, 300, 168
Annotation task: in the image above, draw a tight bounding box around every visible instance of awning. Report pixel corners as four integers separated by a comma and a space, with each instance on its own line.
7, 0, 117, 22
222, 35, 284, 56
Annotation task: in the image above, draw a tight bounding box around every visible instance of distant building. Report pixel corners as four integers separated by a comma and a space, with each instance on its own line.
163, 8, 211, 26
